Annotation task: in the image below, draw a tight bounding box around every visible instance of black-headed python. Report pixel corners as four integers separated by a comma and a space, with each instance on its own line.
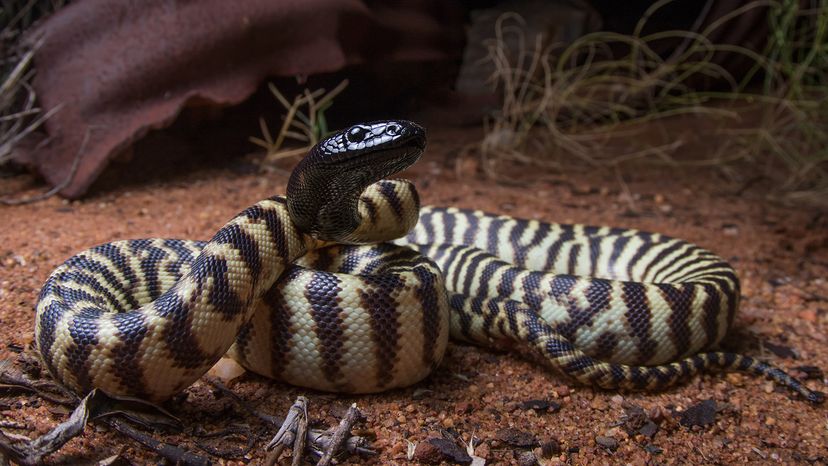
34, 120, 824, 404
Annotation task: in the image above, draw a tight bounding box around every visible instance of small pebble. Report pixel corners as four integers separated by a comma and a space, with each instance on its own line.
644, 443, 663, 455
798, 309, 817, 323
590, 397, 608, 411
496, 428, 539, 448
679, 399, 717, 427
722, 224, 739, 236
595, 436, 618, 451
455, 401, 473, 414
540, 438, 561, 457
639, 421, 658, 439
411, 441, 442, 464
518, 399, 561, 413
517, 451, 538, 466
726, 372, 745, 386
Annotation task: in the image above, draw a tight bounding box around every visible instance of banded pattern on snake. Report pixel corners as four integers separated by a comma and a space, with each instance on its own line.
34, 120, 823, 404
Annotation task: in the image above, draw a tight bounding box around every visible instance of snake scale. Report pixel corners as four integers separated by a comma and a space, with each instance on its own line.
34, 120, 823, 404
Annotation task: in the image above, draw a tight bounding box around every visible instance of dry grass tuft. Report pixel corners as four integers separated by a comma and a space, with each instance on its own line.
480, 0, 828, 206
0, 0, 66, 167
250, 80, 349, 162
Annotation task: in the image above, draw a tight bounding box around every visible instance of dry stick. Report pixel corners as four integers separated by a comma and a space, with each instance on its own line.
0, 362, 209, 465
0, 105, 59, 161
101, 417, 210, 466
204, 377, 282, 425
0, 125, 85, 206
205, 376, 374, 460
193, 425, 257, 460
316, 403, 363, 466
264, 396, 308, 466
291, 401, 308, 466
0, 42, 38, 98
0, 389, 209, 466
0, 361, 75, 405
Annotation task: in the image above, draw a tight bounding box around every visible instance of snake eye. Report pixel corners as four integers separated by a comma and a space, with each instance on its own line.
346, 126, 368, 144
385, 124, 400, 136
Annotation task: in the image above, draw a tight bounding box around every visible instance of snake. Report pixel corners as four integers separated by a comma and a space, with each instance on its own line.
34, 120, 824, 404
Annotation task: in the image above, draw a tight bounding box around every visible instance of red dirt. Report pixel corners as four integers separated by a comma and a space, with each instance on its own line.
0, 125, 826, 464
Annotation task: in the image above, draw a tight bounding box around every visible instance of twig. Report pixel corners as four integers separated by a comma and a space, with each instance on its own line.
0, 102, 62, 163
204, 377, 374, 460
0, 360, 205, 464
0, 360, 75, 405
102, 417, 210, 466
193, 425, 257, 459
265, 396, 308, 466
307, 429, 375, 460
0, 390, 90, 466
204, 376, 282, 425
316, 403, 363, 466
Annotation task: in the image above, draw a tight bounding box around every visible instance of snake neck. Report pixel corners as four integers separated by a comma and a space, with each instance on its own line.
287, 121, 426, 243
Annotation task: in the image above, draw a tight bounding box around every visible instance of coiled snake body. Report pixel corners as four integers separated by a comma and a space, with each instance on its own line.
35, 121, 823, 404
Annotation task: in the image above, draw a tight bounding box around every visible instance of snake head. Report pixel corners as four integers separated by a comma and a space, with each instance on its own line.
318, 121, 425, 162
287, 120, 426, 243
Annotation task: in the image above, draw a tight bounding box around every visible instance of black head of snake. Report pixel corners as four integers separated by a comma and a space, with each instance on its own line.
287, 121, 426, 243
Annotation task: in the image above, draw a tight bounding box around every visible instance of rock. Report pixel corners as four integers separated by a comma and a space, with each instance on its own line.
639, 421, 659, 439
595, 436, 618, 451
518, 399, 561, 414
762, 341, 798, 359
554, 385, 570, 397
496, 428, 539, 448
413, 438, 472, 464
644, 443, 663, 454
678, 399, 717, 428
722, 224, 739, 236
798, 309, 817, 323
517, 451, 538, 466
619, 402, 648, 433
412, 441, 443, 464
455, 401, 474, 415
539, 437, 562, 457
792, 365, 823, 380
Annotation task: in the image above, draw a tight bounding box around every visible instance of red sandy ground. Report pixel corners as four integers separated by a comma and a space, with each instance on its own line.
0, 125, 826, 464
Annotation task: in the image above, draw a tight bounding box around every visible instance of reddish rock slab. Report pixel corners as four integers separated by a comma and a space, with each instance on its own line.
17, 0, 462, 198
